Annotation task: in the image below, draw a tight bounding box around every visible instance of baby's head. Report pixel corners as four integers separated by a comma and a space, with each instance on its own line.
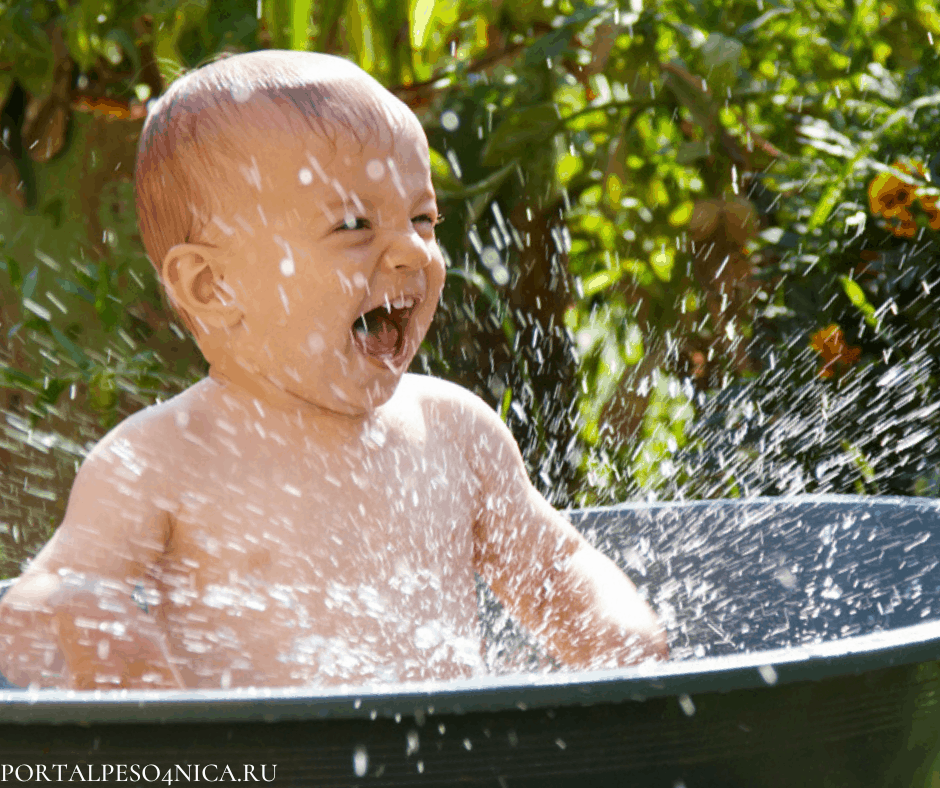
135, 51, 445, 417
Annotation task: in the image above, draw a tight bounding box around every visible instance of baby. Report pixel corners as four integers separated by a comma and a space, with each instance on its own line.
0, 51, 665, 690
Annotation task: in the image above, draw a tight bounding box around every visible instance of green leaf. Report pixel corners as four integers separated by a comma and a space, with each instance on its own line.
842, 440, 875, 484
662, 65, 720, 138
582, 269, 622, 297
57, 278, 96, 304
36, 378, 70, 409
411, 0, 436, 49
482, 104, 561, 168
5, 257, 22, 292
436, 160, 516, 201
429, 147, 463, 193
0, 365, 39, 392
1, 6, 55, 93
499, 386, 513, 423
51, 326, 92, 376
315, 0, 350, 53
291, 0, 314, 49
21, 266, 37, 300
738, 7, 792, 38
840, 275, 877, 327
700, 33, 742, 88
675, 140, 710, 164
523, 3, 610, 67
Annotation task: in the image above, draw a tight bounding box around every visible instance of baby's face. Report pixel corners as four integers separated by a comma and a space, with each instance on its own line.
204, 112, 445, 417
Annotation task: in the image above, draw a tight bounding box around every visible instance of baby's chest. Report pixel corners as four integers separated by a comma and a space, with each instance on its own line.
166, 439, 480, 586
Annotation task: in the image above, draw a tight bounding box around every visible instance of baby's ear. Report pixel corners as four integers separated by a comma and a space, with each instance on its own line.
161, 243, 242, 332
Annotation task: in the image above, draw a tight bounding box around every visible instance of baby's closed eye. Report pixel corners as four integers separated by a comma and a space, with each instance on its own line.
336, 217, 372, 232
334, 215, 443, 232
413, 213, 443, 227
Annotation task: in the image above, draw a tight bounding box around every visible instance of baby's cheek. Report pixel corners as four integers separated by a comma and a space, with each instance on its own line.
332, 268, 370, 297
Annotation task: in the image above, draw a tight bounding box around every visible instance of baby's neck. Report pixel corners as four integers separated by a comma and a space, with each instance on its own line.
205, 358, 378, 444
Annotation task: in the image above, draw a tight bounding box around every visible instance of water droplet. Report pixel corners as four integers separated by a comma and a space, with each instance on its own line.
758, 665, 778, 685
231, 82, 253, 103
352, 745, 368, 777
441, 110, 460, 132
481, 247, 500, 269
279, 257, 295, 277
445, 149, 462, 179
363, 426, 387, 449
414, 621, 443, 650
678, 694, 695, 716
492, 266, 510, 286
366, 159, 385, 180
775, 565, 797, 589
406, 730, 420, 756
821, 583, 843, 600
307, 333, 325, 354
298, 167, 313, 186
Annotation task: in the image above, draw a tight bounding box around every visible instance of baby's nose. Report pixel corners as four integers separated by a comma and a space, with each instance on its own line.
380, 231, 433, 271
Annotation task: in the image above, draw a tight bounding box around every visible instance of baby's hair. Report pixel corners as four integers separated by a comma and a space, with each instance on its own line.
134, 50, 418, 281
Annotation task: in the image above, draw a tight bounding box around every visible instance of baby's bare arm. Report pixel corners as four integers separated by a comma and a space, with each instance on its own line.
446, 385, 667, 667
0, 427, 183, 689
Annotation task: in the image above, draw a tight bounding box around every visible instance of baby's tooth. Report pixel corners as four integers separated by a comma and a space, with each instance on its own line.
392, 296, 407, 309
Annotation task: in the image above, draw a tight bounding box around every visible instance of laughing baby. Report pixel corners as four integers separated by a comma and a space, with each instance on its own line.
0, 50, 666, 690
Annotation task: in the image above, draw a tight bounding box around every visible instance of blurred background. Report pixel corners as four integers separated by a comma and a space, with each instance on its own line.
1, 0, 940, 579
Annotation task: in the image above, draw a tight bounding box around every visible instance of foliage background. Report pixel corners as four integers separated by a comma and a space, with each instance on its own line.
2, 0, 940, 779
3, 0, 940, 558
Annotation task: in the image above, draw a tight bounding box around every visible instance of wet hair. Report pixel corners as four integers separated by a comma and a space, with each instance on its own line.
134, 50, 420, 274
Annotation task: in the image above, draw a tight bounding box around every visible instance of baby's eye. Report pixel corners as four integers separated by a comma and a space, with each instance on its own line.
413, 214, 443, 227
337, 217, 371, 232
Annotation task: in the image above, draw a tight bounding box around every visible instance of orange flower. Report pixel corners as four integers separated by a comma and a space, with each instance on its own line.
810, 324, 861, 378
71, 95, 147, 121
892, 208, 918, 238
868, 160, 940, 236
920, 193, 940, 229
869, 171, 916, 219
926, 205, 940, 230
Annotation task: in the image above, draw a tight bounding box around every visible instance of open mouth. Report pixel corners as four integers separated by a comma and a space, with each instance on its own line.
351, 296, 419, 365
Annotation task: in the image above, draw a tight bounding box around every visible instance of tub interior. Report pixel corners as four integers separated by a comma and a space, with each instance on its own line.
3, 495, 940, 689
561, 495, 940, 660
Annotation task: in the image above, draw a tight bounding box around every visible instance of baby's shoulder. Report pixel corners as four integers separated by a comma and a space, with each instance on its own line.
395, 373, 495, 423
392, 374, 514, 456
80, 380, 213, 479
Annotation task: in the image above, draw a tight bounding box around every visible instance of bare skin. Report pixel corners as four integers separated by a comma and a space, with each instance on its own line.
0, 58, 666, 690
